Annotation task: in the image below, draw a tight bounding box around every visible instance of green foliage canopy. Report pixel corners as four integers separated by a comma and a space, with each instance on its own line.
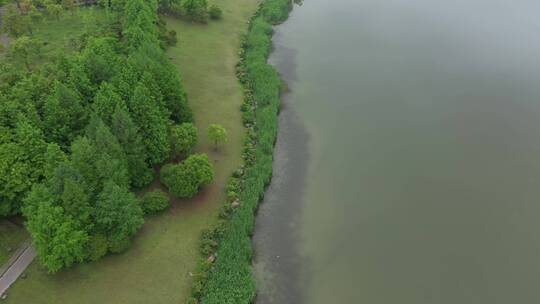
1, 0, 195, 272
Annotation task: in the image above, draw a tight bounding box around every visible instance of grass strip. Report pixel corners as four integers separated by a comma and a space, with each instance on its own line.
188, 0, 292, 303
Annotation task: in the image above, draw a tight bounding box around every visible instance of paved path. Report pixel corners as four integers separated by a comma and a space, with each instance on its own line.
0, 244, 36, 298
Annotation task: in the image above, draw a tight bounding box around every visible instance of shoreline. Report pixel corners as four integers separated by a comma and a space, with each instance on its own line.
188, 0, 294, 303
253, 11, 311, 303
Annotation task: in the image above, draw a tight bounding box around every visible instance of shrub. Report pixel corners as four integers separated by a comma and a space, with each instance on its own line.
160, 154, 214, 198
209, 4, 222, 20
141, 189, 170, 214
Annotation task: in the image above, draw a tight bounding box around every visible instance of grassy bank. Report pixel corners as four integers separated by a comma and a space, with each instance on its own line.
189, 0, 292, 303
3, 1, 258, 303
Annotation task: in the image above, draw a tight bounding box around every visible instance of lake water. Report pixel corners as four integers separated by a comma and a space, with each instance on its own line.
253, 1, 540, 303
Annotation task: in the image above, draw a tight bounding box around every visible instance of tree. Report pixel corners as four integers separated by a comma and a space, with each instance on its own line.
207, 124, 227, 149
86, 115, 126, 164
47, 162, 85, 198
94, 181, 144, 253
23, 185, 88, 273
92, 82, 124, 125
43, 82, 87, 147
70, 132, 130, 197
8, 36, 41, 71
139, 72, 166, 114
160, 154, 214, 198
0, 121, 47, 217
60, 178, 92, 229
127, 82, 171, 165
95, 154, 131, 191
141, 189, 170, 214
0, 142, 32, 216
0, 73, 47, 128
169, 123, 198, 158
59, 56, 96, 102
123, 0, 158, 50
111, 104, 153, 188
126, 48, 192, 123
70, 137, 100, 195
43, 143, 68, 181
182, 0, 208, 22
80, 38, 120, 85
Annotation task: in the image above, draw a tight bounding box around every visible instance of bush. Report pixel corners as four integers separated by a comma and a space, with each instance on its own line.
141, 189, 170, 214
209, 4, 222, 20
160, 154, 214, 198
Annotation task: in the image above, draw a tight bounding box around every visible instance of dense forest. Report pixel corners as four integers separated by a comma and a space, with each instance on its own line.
0, 0, 222, 272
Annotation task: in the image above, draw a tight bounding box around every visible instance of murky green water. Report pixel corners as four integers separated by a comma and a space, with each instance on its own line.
254, 1, 540, 303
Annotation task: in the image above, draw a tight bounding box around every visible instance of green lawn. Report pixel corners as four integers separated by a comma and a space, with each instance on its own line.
0, 220, 28, 267
4, 0, 258, 303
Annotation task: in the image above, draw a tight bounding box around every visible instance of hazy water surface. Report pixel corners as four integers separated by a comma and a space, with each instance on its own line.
254, 1, 540, 303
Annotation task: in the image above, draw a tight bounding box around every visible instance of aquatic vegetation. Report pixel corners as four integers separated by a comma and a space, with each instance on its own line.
188, 0, 292, 303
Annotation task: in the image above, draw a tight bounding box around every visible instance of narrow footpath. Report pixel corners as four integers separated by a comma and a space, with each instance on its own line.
0, 243, 35, 299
